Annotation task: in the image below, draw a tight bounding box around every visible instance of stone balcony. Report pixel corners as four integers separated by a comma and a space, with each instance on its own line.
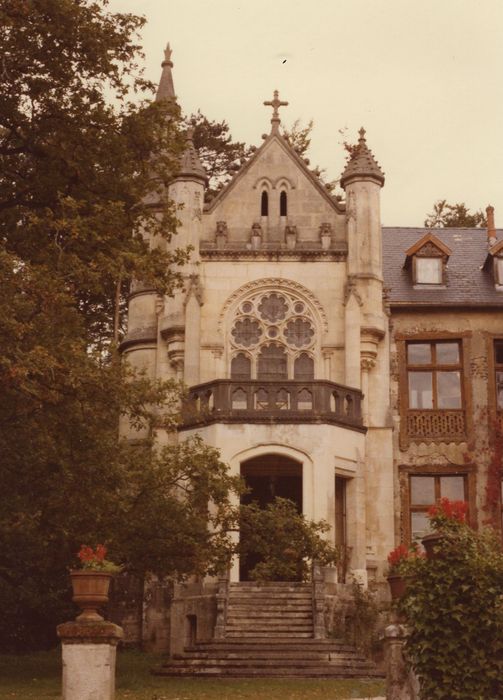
179, 379, 365, 432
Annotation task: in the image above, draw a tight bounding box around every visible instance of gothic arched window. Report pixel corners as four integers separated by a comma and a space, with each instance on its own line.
258, 344, 287, 380
294, 353, 314, 380
280, 190, 287, 216
261, 191, 269, 216
231, 353, 251, 380
229, 290, 318, 380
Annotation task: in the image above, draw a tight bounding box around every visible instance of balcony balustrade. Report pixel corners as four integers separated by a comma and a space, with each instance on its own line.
180, 380, 364, 432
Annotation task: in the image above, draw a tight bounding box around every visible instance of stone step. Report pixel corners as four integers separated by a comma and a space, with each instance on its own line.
226, 616, 313, 624
225, 632, 315, 639
225, 617, 313, 631
228, 593, 312, 605
227, 605, 313, 616
166, 657, 376, 668
174, 651, 368, 661
189, 640, 352, 652
155, 665, 383, 678
229, 582, 311, 588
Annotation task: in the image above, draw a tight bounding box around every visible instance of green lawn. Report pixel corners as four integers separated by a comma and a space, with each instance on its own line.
0, 649, 385, 700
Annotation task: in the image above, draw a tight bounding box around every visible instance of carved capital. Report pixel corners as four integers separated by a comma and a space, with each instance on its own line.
361, 357, 376, 372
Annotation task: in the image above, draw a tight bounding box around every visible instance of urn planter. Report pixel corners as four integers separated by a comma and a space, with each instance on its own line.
70, 570, 113, 622
421, 532, 445, 560
387, 573, 408, 600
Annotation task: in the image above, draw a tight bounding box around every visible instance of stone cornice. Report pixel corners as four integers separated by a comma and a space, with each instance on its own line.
200, 247, 346, 262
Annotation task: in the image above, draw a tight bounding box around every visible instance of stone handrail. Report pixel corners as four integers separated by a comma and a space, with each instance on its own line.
181, 379, 364, 432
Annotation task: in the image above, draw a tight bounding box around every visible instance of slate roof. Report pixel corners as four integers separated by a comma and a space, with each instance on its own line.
382, 227, 503, 306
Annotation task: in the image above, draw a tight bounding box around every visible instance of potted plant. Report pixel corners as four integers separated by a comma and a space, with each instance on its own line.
70, 544, 122, 622
386, 543, 421, 599
422, 498, 468, 559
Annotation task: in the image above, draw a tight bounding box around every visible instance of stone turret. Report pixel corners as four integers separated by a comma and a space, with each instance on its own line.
158, 52, 206, 386
341, 128, 386, 414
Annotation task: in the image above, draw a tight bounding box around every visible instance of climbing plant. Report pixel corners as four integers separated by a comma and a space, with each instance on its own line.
400, 508, 503, 700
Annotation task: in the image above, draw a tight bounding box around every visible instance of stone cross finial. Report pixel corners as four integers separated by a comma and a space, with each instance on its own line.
263, 90, 288, 130
358, 127, 366, 143
163, 43, 173, 66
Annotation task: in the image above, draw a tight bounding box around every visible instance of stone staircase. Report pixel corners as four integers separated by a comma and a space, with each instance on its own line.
156, 582, 383, 678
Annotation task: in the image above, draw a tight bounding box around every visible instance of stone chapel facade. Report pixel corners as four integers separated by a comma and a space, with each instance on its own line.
119, 47, 503, 652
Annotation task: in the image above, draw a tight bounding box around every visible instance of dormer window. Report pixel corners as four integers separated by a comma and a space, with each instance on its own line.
415, 257, 442, 285
404, 234, 452, 287
495, 257, 503, 285
482, 239, 503, 288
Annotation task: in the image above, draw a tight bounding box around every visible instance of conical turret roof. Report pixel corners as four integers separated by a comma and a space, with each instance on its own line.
340, 128, 385, 188
178, 128, 206, 183
156, 43, 175, 102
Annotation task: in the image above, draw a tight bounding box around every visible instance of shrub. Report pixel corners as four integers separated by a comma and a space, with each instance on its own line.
239, 498, 338, 581
400, 512, 503, 699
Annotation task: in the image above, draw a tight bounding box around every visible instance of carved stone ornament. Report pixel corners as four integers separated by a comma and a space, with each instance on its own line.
184, 274, 203, 307
319, 222, 332, 250
251, 222, 262, 238
285, 225, 297, 250
215, 221, 228, 248
361, 356, 376, 372
415, 242, 445, 258
250, 222, 262, 250
343, 275, 363, 307
219, 278, 328, 333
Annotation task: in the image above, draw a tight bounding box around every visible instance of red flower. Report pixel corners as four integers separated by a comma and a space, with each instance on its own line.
428, 498, 468, 523
77, 544, 108, 565
387, 544, 409, 568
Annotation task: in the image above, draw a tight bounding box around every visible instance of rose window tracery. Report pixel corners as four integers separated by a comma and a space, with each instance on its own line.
230, 290, 317, 380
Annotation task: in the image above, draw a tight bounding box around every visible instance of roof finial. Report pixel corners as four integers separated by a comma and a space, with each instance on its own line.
358, 127, 366, 144
163, 42, 173, 66
156, 41, 175, 102
263, 90, 288, 132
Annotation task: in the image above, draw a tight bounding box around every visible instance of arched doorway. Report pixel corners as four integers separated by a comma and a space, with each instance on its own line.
239, 454, 302, 580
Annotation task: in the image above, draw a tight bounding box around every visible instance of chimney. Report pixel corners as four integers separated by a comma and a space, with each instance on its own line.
486, 205, 497, 247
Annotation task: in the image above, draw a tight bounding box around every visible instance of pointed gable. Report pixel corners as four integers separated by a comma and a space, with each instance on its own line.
203, 130, 345, 244
404, 233, 452, 266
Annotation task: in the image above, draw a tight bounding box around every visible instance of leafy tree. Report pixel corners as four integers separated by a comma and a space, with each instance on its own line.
239, 498, 338, 582
282, 118, 314, 157
187, 110, 254, 200
0, 0, 242, 651
283, 118, 338, 193
424, 200, 487, 228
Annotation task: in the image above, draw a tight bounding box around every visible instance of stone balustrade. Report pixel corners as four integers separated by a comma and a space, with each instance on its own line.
180, 379, 364, 432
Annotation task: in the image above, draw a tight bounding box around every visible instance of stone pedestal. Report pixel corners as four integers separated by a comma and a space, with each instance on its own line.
384, 623, 419, 700
57, 621, 123, 700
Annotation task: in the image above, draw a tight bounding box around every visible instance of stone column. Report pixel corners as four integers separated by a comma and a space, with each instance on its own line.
360, 356, 376, 426
384, 623, 420, 700
57, 621, 123, 700
184, 276, 202, 387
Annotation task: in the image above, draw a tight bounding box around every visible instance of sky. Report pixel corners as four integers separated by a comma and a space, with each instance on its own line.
108, 0, 503, 227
